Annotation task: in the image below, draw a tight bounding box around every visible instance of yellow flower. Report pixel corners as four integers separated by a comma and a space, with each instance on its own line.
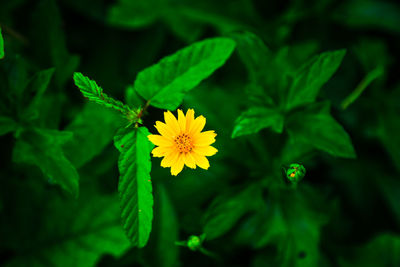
148, 109, 218, 176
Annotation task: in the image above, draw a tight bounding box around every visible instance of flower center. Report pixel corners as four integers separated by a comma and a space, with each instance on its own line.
174, 133, 194, 153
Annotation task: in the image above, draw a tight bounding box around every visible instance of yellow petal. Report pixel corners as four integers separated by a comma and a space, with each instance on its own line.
164, 111, 180, 135
193, 131, 216, 146
171, 153, 184, 176
184, 152, 196, 169
189, 115, 206, 135
177, 109, 186, 133
161, 151, 179, 168
192, 153, 210, 170
193, 146, 218, 156
186, 109, 195, 132
151, 146, 171, 157
155, 121, 175, 139
148, 134, 173, 147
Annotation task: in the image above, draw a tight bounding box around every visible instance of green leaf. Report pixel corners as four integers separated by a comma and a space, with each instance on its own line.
73, 72, 130, 114
340, 234, 400, 267
286, 49, 346, 110
21, 68, 55, 121
114, 126, 154, 247
156, 185, 179, 267
287, 103, 356, 158
203, 185, 263, 240
134, 37, 236, 110
232, 107, 284, 138
6, 192, 130, 267
64, 103, 124, 168
0, 116, 17, 136
12, 128, 79, 197
0, 26, 4, 59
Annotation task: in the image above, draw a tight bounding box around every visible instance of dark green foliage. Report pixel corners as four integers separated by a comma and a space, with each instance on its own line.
114, 127, 154, 247
1, 0, 400, 266
13, 128, 79, 197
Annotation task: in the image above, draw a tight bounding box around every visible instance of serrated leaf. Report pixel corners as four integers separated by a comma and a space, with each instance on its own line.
232, 107, 284, 138
12, 128, 79, 197
203, 185, 263, 240
0, 26, 4, 59
286, 50, 346, 110
5, 192, 130, 267
73, 72, 129, 114
0, 116, 17, 136
64, 103, 124, 168
114, 126, 154, 247
134, 37, 236, 110
287, 103, 356, 158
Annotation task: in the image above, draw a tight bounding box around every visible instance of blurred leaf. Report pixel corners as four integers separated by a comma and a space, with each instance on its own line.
64, 103, 124, 168
334, 0, 400, 34
230, 31, 272, 85
341, 66, 384, 109
21, 68, 55, 121
378, 106, 400, 172
6, 193, 130, 267
32, 0, 79, 88
340, 234, 400, 267
114, 126, 154, 247
236, 186, 329, 267
287, 103, 356, 158
286, 50, 346, 110
203, 185, 263, 240
108, 0, 160, 28
0, 116, 17, 136
73, 72, 130, 114
13, 128, 79, 197
125, 85, 145, 108
0, 27, 4, 59
156, 185, 179, 267
232, 106, 284, 138
134, 37, 236, 110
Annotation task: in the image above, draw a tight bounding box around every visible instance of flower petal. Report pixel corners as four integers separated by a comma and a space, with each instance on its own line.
148, 134, 173, 147
177, 109, 186, 133
193, 131, 216, 146
161, 151, 179, 168
184, 152, 196, 169
151, 146, 171, 157
171, 153, 185, 176
189, 115, 206, 135
155, 121, 175, 139
193, 146, 218, 156
164, 111, 180, 135
192, 152, 210, 170
186, 109, 195, 132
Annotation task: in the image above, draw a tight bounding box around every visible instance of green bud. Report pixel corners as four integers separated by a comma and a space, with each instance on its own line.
187, 235, 202, 251
286, 163, 306, 183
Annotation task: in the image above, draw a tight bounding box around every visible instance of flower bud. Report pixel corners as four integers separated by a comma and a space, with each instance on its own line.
286, 163, 306, 183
